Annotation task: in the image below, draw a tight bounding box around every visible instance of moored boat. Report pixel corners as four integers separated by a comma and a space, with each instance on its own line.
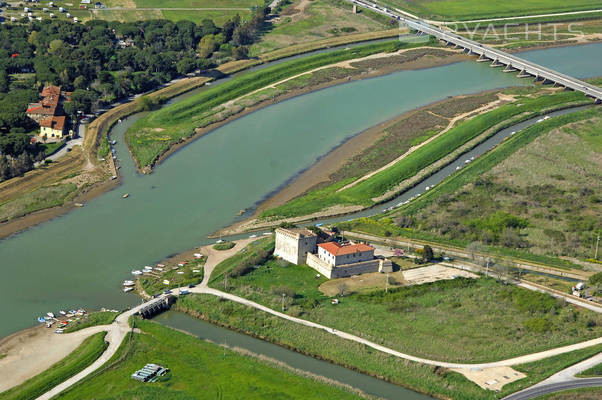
46, 312, 55, 318
123, 287, 134, 293
131, 270, 142, 275
37, 317, 46, 323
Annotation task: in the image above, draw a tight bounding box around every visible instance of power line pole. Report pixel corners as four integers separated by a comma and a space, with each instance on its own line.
485, 258, 490, 277
281, 293, 286, 312
595, 234, 600, 260
224, 273, 229, 291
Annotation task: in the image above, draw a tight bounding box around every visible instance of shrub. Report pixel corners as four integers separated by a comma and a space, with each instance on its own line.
271, 285, 296, 298
524, 317, 552, 333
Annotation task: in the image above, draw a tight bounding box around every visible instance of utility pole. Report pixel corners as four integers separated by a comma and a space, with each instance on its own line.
385, 273, 389, 293
224, 273, 229, 291
485, 258, 490, 277
595, 234, 600, 260
281, 293, 286, 312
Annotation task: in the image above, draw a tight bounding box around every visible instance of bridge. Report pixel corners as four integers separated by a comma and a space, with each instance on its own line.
349, 0, 602, 103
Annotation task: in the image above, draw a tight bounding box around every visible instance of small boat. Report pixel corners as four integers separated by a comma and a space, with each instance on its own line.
465, 159, 471, 164
110, 175, 117, 180
47, 312, 55, 318
123, 280, 135, 286
193, 253, 203, 258
262, 232, 272, 236
425, 186, 430, 190
456, 166, 461, 170
249, 234, 257, 238
59, 310, 66, 316
193, 269, 200, 273
54, 329, 64, 334
131, 270, 142, 275
74, 203, 84, 207
536, 118, 544, 123
37, 317, 46, 323
177, 271, 184, 275
163, 279, 170, 285
123, 287, 134, 293
122, 193, 129, 198
543, 116, 550, 120
69, 309, 76, 314
111, 140, 117, 145
470, 156, 475, 160
157, 263, 166, 267
46, 322, 53, 328
216, 239, 224, 244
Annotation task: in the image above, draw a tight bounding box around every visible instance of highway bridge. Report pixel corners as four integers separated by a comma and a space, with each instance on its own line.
349, 0, 602, 103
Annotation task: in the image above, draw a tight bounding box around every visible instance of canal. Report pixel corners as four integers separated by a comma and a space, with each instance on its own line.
0, 42, 600, 340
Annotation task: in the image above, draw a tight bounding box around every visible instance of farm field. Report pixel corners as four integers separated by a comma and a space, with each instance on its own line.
54, 319, 364, 400
208, 248, 602, 363
383, 0, 602, 20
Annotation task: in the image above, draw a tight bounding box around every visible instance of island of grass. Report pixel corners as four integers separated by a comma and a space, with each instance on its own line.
213, 241, 235, 250
54, 319, 367, 400
1, 332, 107, 400
258, 90, 590, 221
124, 39, 436, 170
63, 311, 119, 333
139, 258, 205, 296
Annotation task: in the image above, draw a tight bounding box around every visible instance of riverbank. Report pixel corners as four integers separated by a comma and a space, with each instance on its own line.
148, 45, 467, 174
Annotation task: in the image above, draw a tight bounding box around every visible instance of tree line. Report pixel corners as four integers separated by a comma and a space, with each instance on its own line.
0, 6, 270, 182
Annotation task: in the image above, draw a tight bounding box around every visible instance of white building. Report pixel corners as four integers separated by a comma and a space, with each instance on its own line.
317, 242, 374, 267
274, 228, 317, 265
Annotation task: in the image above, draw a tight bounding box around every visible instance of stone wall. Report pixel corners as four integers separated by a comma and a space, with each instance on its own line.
306, 253, 334, 278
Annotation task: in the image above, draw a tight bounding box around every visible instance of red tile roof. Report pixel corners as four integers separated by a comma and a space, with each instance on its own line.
40, 116, 66, 131
41, 85, 61, 97
318, 242, 374, 256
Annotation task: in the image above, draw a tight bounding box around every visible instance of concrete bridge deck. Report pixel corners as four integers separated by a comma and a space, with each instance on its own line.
349, 0, 602, 102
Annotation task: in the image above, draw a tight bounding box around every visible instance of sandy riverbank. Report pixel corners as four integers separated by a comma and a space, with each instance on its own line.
0, 324, 107, 393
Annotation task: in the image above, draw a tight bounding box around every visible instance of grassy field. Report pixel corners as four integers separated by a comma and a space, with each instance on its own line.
140, 260, 205, 296
63, 311, 119, 333
126, 39, 417, 168
213, 241, 235, 250
178, 293, 602, 400
208, 247, 602, 362
0, 332, 107, 400
0, 183, 79, 222
54, 319, 365, 400
210, 237, 275, 285
249, 0, 391, 56
401, 107, 602, 260
260, 90, 589, 220
383, 0, 602, 20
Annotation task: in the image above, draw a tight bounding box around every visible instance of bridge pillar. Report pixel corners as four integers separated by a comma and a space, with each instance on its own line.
477, 54, 488, 62
517, 69, 530, 78
503, 65, 516, 72
490, 59, 503, 67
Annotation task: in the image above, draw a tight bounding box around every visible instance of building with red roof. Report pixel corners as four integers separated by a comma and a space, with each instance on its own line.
317, 242, 375, 267
26, 86, 71, 141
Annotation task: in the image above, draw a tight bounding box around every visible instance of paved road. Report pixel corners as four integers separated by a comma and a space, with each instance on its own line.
440, 8, 602, 25
99, 7, 250, 11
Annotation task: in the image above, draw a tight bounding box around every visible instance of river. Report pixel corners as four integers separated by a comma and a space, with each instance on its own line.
0, 43, 600, 341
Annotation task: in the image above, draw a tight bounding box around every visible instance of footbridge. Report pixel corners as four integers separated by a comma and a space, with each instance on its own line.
349, 0, 602, 102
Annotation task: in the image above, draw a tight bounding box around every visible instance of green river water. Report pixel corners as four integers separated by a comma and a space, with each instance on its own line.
1, 43, 601, 341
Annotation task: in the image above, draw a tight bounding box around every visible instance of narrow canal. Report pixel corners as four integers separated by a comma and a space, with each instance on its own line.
0, 42, 600, 340
154, 311, 432, 400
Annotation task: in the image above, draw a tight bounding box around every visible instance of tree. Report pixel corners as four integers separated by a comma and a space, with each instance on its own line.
466, 241, 485, 261
232, 46, 248, 60
176, 57, 196, 75
423, 245, 434, 262
48, 39, 66, 56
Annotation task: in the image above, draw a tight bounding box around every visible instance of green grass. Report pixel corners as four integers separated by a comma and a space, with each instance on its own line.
63, 311, 119, 333
98, 136, 110, 159
213, 241, 235, 250
210, 237, 275, 285
383, 0, 602, 20
0, 183, 79, 221
54, 318, 364, 400
214, 253, 602, 363
126, 40, 427, 168
0, 332, 108, 400
177, 293, 602, 400
533, 387, 602, 399
261, 91, 589, 219
42, 141, 65, 157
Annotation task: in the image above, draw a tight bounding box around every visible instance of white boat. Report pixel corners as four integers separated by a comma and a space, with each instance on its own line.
123, 287, 134, 293
123, 280, 135, 286
470, 156, 475, 160
543, 116, 550, 120
262, 232, 272, 236
47, 312, 55, 318
122, 193, 129, 198
54, 329, 64, 334
131, 270, 142, 275
59, 310, 66, 315
193, 269, 200, 273
249, 234, 257, 238
177, 271, 184, 275
425, 186, 430, 190
193, 253, 203, 258
216, 239, 224, 244
163, 279, 170, 285
537, 118, 544, 123
465, 159, 471, 164
456, 166, 461, 170
111, 140, 117, 144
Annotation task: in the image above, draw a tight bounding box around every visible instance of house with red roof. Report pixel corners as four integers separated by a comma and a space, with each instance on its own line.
25, 85, 71, 141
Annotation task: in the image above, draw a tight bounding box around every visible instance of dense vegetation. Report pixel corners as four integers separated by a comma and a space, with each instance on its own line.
55, 319, 363, 400
0, 8, 269, 181
1, 332, 107, 400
